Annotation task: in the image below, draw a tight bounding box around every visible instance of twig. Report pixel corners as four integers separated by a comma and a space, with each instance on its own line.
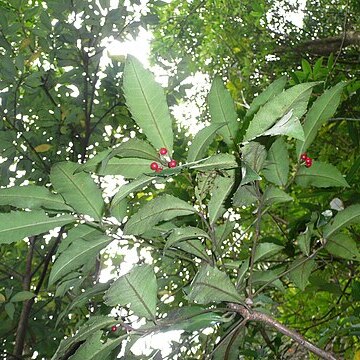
228, 303, 338, 360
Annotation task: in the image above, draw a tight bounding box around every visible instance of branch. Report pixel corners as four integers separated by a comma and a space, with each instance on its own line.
13, 237, 36, 356
228, 303, 338, 360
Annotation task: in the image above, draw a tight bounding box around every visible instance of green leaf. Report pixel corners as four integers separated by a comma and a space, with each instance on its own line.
208, 172, 235, 225
123, 55, 173, 153
246, 76, 287, 118
262, 109, 305, 140
110, 198, 128, 222
111, 175, 156, 209
262, 138, 289, 187
232, 184, 258, 207
50, 162, 104, 221
97, 157, 152, 178
214, 221, 235, 251
68, 330, 123, 360
240, 164, 261, 186
190, 154, 238, 171
241, 142, 266, 173
244, 82, 318, 141
165, 227, 210, 249
208, 76, 238, 144
296, 82, 346, 156
124, 194, 196, 235
0, 211, 75, 245
104, 264, 157, 320
0, 185, 72, 211
176, 240, 211, 261
49, 232, 112, 285
288, 259, 316, 290
10, 291, 35, 302
254, 243, 284, 262
325, 233, 360, 261
188, 264, 241, 304
5, 302, 15, 320
297, 223, 314, 256
252, 270, 285, 291
52, 316, 117, 360
296, 162, 349, 188
187, 123, 226, 162
263, 186, 293, 205
111, 138, 159, 161
161, 307, 225, 333
323, 204, 360, 239
0, 293, 5, 303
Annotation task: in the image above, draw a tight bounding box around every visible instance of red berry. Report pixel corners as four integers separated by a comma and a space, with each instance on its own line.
168, 159, 177, 168
111, 325, 117, 332
300, 153, 307, 161
155, 166, 163, 173
159, 147, 168, 155
150, 162, 159, 171
305, 157, 313, 168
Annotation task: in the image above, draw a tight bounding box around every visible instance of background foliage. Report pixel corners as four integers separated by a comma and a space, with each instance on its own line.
0, 0, 359, 359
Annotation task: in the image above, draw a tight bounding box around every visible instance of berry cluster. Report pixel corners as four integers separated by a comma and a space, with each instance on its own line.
150, 148, 177, 173
300, 153, 313, 168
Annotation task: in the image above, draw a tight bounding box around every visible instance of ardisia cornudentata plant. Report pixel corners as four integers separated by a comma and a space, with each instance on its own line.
1, 55, 359, 359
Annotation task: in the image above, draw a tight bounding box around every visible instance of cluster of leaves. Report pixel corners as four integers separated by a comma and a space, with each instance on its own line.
1, 48, 360, 359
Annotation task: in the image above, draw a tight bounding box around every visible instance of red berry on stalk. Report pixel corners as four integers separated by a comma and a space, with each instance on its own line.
150, 162, 159, 171
155, 166, 163, 173
111, 325, 117, 332
305, 157, 313, 168
159, 147, 168, 155
168, 159, 177, 168
300, 153, 307, 161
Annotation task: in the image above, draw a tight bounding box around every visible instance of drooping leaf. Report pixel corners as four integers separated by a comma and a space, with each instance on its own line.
325, 233, 360, 261
50, 162, 104, 221
262, 138, 289, 187
208, 172, 235, 225
214, 221, 235, 252
10, 291, 36, 302
262, 109, 305, 140
104, 264, 157, 320
244, 82, 318, 141
296, 162, 349, 188
161, 306, 225, 333
251, 270, 285, 291
240, 164, 261, 186
111, 138, 159, 161
110, 198, 128, 222
190, 154, 238, 171
124, 194, 196, 235
263, 187, 293, 205
68, 330, 123, 360
165, 227, 210, 249
246, 76, 287, 118
297, 223, 314, 256
187, 123, 226, 162
297, 82, 346, 156
123, 55, 173, 153
208, 76, 238, 144
49, 232, 112, 285
176, 239, 211, 262
323, 204, 360, 239
241, 142, 266, 172
0, 185, 72, 211
232, 184, 258, 207
111, 175, 156, 209
52, 316, 117, 360
5, 303, 15, 320
288, 259, 316, 290
0, 211, 75, 245
254, 243, 284, 262
188, 264, 241, 304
